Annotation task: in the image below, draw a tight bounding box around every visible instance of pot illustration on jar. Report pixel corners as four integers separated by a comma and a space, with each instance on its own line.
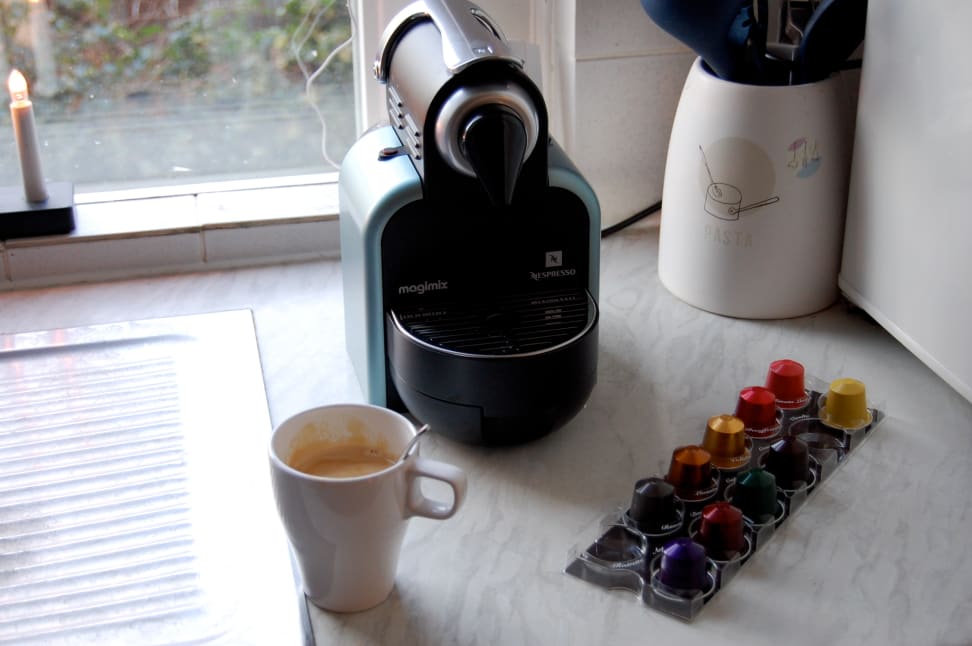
700, 145, 779, 221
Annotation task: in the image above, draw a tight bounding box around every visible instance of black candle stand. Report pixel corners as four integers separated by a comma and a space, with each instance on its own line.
0, 181, 76, 239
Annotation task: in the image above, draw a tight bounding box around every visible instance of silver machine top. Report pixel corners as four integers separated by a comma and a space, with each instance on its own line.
373, 0, 523, 82
372, 0, 542, 206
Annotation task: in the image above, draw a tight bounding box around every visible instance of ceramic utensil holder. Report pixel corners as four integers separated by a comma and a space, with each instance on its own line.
658, 58, 852, 319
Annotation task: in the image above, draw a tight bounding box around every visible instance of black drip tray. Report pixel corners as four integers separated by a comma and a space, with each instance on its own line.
392, 288, 595, 356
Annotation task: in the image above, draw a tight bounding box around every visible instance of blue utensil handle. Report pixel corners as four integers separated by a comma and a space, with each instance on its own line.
641, 0, 757, 82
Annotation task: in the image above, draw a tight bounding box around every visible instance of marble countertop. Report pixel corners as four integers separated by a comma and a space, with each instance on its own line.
2, 219, 970, 645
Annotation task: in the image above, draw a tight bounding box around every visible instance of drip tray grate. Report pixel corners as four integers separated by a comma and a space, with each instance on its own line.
393, 288, 595, 356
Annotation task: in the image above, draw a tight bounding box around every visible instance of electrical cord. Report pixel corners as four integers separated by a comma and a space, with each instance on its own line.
600, 200, 662, 238
293, 0, 355, 170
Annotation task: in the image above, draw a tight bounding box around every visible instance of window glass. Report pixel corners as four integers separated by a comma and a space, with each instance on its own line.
1, 0, 354, 192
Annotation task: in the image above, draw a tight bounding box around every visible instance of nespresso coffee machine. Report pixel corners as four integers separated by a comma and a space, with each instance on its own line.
339, 0, 600, 445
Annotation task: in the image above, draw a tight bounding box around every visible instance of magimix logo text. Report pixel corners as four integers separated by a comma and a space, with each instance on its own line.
530, 268, 576, 280
398, 280, 448, 295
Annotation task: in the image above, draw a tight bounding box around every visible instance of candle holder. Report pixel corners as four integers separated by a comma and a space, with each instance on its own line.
0, 181, 75, 239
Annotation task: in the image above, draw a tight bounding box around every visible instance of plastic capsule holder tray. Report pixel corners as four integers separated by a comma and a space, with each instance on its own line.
565, 360, 886, 621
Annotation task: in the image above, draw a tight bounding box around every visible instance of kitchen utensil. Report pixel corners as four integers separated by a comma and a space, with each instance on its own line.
762, 0, 821, 84
764, 0, 812, 61
399, 423, 430, 462
793, 0, 867, 83
641, 0, 756, 82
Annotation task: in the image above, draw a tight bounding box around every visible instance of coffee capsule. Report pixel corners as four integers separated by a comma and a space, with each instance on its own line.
764, 359, 811, 410
731, 468, 779, 524
658, 538, 709, 590
695, 502, 746, 561
665, 446, 718, 502
819, 377, 873, 430
627, 477, 682, 534
734, 387, 780, 438
764, 437, 812, 491
701, 415, 751, 469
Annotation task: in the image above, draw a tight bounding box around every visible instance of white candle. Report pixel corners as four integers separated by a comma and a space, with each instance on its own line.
8, 69, 48, 203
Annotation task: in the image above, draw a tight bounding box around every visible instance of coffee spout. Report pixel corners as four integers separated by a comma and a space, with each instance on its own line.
460, 106, 527, 207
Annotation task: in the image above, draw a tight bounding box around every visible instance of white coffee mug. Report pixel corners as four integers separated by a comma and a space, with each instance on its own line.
269, 403, 467, 612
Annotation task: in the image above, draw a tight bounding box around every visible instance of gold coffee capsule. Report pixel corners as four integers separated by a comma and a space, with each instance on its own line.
701, 415, 751, 469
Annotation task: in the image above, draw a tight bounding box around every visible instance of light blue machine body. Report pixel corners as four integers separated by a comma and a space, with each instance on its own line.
339, 124, 601, 406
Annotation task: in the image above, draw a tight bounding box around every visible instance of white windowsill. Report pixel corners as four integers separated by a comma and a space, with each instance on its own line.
0, 174, 342, 291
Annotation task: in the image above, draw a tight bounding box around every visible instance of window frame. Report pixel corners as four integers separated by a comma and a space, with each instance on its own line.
0, 1, 379, 289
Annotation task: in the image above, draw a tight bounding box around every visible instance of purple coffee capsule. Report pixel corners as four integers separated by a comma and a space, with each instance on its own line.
658, 538, 708, 591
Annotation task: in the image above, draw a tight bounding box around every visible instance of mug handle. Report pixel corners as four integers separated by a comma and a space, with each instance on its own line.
404, 457, 468, 520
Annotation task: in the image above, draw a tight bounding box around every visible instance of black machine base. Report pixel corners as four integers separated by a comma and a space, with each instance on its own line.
386, 288, 599, 445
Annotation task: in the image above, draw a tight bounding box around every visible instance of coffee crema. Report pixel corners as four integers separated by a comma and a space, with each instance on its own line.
288, 443, 396, 478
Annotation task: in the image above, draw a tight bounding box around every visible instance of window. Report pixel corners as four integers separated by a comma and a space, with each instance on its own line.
0, 1, 557, 288
0, 0, 354, 192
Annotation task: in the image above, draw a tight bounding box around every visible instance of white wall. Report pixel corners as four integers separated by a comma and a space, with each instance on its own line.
558, 0, 694, 227
354, 0, 694, 228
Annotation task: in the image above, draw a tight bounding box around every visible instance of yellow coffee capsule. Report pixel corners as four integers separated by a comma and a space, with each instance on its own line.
819, 377, 873, 430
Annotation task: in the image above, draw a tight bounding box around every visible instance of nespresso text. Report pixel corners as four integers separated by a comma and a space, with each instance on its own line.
530, 268, 576, 281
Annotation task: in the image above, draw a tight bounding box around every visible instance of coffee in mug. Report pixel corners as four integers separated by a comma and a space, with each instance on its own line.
287, 439, 396, 478
269, 403, 466, 612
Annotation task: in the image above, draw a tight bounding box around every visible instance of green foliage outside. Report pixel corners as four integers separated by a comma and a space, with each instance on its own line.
0, 0, 352, 106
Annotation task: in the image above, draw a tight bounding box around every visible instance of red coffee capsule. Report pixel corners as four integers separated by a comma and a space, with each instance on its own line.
734, 386, 778, 431
764, 359, 810, 410
696, 502, 746, 561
